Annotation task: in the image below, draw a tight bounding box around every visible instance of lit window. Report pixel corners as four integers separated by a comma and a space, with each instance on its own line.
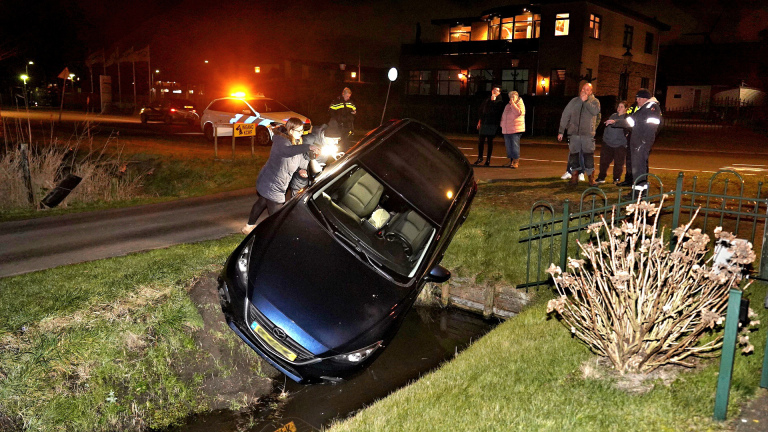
450, 25, 471, 42
437, 70, 461, 95
555, 13, 569, 36
589, 14, 601, 39
407, 70, 431, 95
468, 69, 494, 95
498, 13, 540, 40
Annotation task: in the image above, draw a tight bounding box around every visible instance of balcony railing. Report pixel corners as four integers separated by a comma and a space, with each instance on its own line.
402, 39, 539, 56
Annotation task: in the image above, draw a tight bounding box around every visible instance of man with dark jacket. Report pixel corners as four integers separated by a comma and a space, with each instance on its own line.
474, 86, 504, 166
558, 83, 601, 186
606, 88, 662, 198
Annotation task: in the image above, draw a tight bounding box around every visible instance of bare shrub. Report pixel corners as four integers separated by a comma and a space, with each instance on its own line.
0, 128, 145, 210
546, 197, 758, 374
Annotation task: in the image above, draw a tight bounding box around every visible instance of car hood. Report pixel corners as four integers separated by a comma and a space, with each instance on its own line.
247, 202, 412, 354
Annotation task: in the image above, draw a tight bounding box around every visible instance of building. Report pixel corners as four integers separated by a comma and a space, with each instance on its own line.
397, 0, 669, 132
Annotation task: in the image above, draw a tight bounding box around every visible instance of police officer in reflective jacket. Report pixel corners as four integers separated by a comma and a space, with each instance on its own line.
328, 87, 356, 142
606, 88, 662, 198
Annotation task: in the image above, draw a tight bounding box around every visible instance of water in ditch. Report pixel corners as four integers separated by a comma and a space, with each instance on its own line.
168, 306, 500, 432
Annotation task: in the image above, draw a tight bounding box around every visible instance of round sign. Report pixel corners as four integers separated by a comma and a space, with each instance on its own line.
388, 67, 398, 82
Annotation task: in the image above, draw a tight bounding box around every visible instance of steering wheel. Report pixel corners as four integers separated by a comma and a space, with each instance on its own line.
385, 232, 412, 256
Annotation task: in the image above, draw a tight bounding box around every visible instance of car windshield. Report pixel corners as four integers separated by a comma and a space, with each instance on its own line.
309, 165, 436, 278
247, 98, 292, 113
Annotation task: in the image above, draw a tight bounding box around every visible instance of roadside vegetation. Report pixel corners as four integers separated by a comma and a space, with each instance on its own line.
0, 123, 266, 222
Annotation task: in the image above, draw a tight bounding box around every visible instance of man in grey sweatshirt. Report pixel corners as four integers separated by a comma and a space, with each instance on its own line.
557, 83, 601, 186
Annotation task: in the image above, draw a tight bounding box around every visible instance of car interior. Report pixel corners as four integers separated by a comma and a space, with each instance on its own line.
310, 165, 435, 277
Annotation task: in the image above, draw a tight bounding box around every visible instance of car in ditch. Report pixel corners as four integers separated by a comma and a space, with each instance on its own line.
217, 118, 476, 384
200, 95, 311, 145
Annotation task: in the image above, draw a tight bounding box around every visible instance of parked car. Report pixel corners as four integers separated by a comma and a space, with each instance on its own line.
217, 119, 476, 384
200, 95, 311, 145
139, 98, 198, 125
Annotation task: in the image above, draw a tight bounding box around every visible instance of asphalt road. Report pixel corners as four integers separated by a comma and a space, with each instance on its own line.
1, 109, 766, 278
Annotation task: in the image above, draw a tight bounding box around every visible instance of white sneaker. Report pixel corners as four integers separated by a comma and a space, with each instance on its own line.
561, 172, 572, 180
241, 224, 256, 235
578, 173, 586, 181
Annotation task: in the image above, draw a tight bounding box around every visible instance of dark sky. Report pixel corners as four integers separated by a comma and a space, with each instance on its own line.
1, 0, 767, 84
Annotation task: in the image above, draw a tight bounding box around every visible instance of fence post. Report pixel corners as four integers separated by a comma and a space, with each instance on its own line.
560, 199, 570, 270
713, 288, 742, 421
214, 125, 219, 159
760, 205, 768, 280
761, 319, 768, 388
671, 172, 684, 251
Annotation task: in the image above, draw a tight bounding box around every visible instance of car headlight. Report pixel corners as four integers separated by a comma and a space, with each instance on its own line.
332, 341, 383, 364
320, 144, 339, 157
236, 237, 255, 287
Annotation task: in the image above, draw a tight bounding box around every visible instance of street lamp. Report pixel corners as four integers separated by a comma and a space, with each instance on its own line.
380, 67, 398, 126
26, 61, 33, 76
20, 74, 32, 142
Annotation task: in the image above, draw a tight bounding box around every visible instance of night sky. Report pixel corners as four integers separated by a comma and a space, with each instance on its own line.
1, 0, 767, 85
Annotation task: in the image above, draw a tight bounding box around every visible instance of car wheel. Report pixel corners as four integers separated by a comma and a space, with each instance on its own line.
164, 115, 173, 125
255, 126, 271, 146
204, 123, 215, 142
140, 114, 148, 124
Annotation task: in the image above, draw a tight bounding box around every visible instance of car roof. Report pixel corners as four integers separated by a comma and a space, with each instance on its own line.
356, 119, 471, 226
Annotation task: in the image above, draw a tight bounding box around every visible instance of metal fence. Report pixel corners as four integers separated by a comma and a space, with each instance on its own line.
518, 171, 768, 290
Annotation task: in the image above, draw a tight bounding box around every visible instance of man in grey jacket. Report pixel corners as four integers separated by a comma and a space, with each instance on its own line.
558, 83, 601, 186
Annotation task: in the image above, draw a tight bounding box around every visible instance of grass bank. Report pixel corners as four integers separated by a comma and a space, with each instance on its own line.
0, 234, 273, 431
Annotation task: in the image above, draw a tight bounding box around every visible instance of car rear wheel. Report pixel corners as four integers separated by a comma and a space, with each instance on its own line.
204, 123, 215, 142
255, 126, 271, 146
140, 114, 148, 124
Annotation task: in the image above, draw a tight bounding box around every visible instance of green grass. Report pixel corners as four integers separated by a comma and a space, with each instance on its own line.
329, 280, 768, 432
0, 235, 246, 431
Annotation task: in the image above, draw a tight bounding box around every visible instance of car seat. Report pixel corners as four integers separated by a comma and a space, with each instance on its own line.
333, 169, 384, 222
384, 210, 432, 258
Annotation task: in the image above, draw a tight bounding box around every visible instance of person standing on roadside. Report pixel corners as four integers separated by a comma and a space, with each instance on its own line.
605, 88, 662, 199
558, 82, 601, 186
241, 118, 320, 235
500, 90, 525, 168
328, 87, 356, 145
474, 86, 504, 166
596, 100, 629, 184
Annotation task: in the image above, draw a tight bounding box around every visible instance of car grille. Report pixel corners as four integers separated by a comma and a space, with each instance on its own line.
248, 302, 315, 362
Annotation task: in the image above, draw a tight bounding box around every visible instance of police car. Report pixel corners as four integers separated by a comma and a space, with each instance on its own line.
200, 94, 312, 145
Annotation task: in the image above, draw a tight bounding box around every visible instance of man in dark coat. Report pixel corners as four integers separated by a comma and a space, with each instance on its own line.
474, 86, 504, 166
328, 87, 356, 139
606, 88, 662, 198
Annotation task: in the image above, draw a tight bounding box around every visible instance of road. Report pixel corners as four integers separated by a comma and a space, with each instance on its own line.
1, 109, 766, 278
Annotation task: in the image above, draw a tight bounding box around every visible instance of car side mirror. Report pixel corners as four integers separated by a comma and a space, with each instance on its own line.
424, 265, 451, 283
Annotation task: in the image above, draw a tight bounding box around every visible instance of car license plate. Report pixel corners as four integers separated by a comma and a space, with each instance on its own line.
251, 322, 297, 361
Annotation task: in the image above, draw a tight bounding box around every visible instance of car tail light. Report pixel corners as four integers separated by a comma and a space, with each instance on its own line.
192, 110, 196, 113
170, 108, 177, 112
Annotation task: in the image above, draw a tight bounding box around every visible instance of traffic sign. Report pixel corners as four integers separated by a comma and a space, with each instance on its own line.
234, 123, 256, 137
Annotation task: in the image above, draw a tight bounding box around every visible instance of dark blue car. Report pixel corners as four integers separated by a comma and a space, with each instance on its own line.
217, 119, 476, 383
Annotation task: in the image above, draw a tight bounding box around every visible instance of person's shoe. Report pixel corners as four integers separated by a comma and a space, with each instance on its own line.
596, 178, 606, 184
569, 171, 580, 185
512, 159, 519, 168
561, 171, 572, 180
588, 173, 598, 187
501, 160, 512, 168
484, 159, 491, 166
578, 173, 586, 182
473, 158, 483, 166
241, 224, 256, 235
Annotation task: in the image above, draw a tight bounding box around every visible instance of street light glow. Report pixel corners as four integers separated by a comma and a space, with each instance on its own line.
20, 74, 29, 83
155, 69, 160, 73
28, 61, 34, 65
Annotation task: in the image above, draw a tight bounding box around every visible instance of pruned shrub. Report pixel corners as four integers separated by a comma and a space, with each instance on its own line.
546, 198, 759, 373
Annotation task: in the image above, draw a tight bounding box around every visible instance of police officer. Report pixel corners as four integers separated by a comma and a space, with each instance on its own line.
606, 88, 662, 198
328, 87, 356, 144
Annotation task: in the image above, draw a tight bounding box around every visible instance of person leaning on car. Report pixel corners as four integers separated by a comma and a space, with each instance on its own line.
241, 117, 320, 235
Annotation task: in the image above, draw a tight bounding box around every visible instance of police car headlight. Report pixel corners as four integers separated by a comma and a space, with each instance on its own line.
333, 341, 383, 364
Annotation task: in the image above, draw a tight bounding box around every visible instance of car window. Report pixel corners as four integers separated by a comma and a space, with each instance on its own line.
208, 100, 228, 112
264, 99, 291, 112
229, 100, 253, 115
309, 165, 436, 279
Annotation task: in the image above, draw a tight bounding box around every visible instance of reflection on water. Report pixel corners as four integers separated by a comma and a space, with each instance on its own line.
167, 307, 498, 432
